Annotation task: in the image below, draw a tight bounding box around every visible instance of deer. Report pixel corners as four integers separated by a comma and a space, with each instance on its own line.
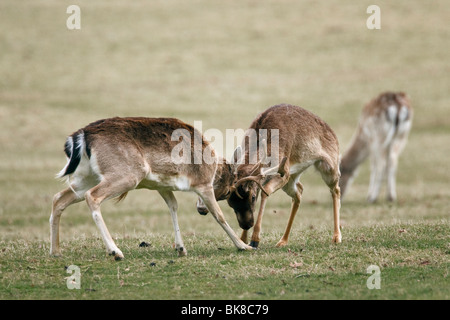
196, 104, 342, 248
50, 117, 253, 260
339, 92, 413, 203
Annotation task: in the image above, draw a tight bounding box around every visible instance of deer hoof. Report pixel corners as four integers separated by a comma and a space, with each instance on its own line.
249, 240, 259, 248
238, 244, 255, 251
177, 247, 187, 257
50, 250, 62, 257
275, 240, 287, 248
332, 234, 342, 244
110, 250, 125, 261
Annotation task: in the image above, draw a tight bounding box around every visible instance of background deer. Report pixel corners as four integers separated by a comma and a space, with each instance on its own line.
198, 104, 342, 248
339, 92, 413, 203
50, 117, 253, 260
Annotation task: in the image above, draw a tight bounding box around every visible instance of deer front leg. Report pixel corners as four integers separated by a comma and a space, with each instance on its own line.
250, 172, 290, 248
249, 193, 268, 248
240, 229, 248, 244
197, 187, 254, 251
331, 185, 342, 243
159, 190, 187, 257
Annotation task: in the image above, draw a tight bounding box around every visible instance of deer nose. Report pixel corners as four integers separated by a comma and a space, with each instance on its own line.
239, 222, 254, 230
238, 216, 254, 230
240, 224, 252, 230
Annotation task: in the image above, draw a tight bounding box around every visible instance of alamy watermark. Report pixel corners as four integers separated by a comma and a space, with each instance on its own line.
366, 265, 381, 290
66, 4, 381, 31
366, 5, 381, 30
66, 5, 81, 30
66, 265, 81, 289
170, 121, 280, 167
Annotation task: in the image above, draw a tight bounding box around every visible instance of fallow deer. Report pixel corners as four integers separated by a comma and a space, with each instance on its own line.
50, 117, 253, 260
197, 104, 342, 248
339, 92, 412, 203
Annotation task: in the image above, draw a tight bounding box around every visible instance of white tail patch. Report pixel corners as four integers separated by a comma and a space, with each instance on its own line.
386, 105, 398, 123
396, 105, 412, 135
56, 132, 97, 199
56, 133, 86, 179
56, 136, 74, 179
398, 105, 409, 122
75, 132, 85, 154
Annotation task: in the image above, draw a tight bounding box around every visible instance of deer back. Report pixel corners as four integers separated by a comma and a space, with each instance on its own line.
246, 104, 339, 172
65, 117, 217, 190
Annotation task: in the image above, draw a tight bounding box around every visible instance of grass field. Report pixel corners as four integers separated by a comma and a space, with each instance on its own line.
0, 0, 449, 301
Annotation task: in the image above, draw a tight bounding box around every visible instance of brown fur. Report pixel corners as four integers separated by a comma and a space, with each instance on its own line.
80, 117, 214, 187
208, 104, 342, 247
246, 104, 339, 168
51, 117, 252, 260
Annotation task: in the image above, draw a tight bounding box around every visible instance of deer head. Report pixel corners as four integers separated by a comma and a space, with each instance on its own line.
227, 142, 288, 230
196, 137, 287, 230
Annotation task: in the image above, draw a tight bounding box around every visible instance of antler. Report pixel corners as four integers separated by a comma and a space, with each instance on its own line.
234, 176, 269, 197
260, 156, 288, 177
229, 184, 244, 199
232, 157, 288, 199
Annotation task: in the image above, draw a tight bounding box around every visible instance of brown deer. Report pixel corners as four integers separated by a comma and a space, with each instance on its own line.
197, 104, 342, 248
50, 117, 253, 260
339, 92, 412, 203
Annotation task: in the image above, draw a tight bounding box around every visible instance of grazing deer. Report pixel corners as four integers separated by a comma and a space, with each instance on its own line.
197, 104, 342, 248
339, 92, 412, 203
50, 117, 253, 260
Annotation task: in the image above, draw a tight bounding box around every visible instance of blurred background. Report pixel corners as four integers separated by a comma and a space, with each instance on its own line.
0, 0, 449, 240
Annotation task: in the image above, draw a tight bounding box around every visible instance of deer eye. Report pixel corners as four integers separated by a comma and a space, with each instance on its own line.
251, 194, 256, 202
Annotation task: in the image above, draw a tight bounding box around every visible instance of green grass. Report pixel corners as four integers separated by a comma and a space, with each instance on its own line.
0, 0, 449, 300
1, 222, 448, 300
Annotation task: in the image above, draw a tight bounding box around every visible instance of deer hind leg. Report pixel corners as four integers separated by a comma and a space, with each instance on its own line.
367, 143, 388, 203
158, 190, 187, 257
276, 177, 303, 248
50, 187, 84, 256
386, 132, 409, 202
316, 159, 342, 243
85, 177, 137, 260
386, 148, 399, 202
196, 186, 253, 251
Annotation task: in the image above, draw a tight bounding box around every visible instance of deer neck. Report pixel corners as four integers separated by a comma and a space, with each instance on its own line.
213, 159, 235, 201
